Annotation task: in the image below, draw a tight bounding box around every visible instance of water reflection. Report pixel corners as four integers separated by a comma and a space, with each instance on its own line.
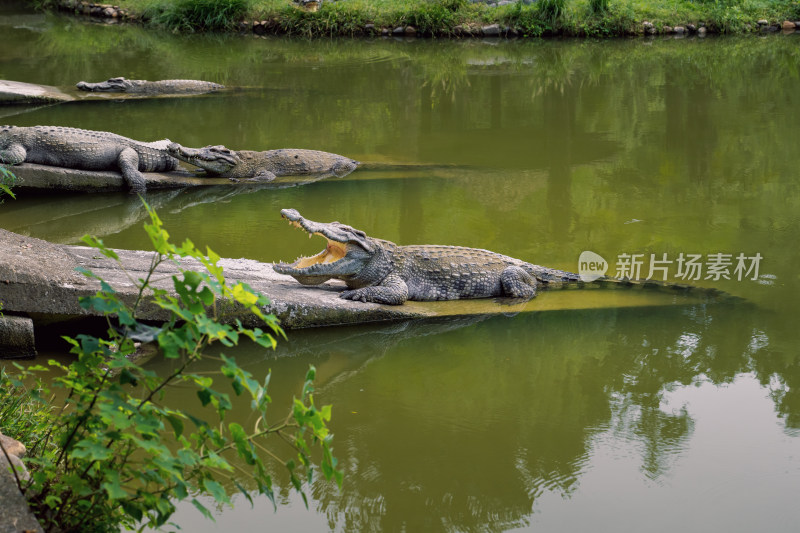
137, 300, 799, 532
0, 178, 347, 244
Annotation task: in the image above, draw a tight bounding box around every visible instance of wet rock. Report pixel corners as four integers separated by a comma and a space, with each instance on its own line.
0, 434, 26, 459
642, 21, 654, 31
761, 24, 779, 33
455, 23, 473, 36
697, 26, 707, 36
1, 453, 30, 483
253, 21, 267, 35
757, 19, 768, 26
0, 453, 43, 532
0, 79, 74, 105
0, 433, 40, 531
662, 25, 673, 33
482, 23, 501, 36
381, 27, 389, 36
392, 26, 405, 35
686, 23, 696, 33
364, 23, 375, 33
782, 20, 796, 30
673, 25, 685, 34
404, 25, 417, 35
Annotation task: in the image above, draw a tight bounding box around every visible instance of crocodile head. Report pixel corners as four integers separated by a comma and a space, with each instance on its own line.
76, 77, 136, 92
273, 209, 377, 285
166, 143, 241, 175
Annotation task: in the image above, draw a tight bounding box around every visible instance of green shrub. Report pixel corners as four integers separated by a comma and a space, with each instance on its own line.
277, 1, 368, 37
400, 0, 466, 35
3, 201, 341, 532
0, 369, 53, 455
578, 0, 637, 36
504, 2, 547, 36
539, 0, 566, 24
0, 166, 15, 202
589, 0, 610, 14
789, 1, 800, 19
146, 0, 251, 32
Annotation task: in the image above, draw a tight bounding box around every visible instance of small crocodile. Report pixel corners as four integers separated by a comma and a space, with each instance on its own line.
166, 142, 360, 181
273, 209, 729, 305
76, 77, 224, 95
0, 125, 178, 193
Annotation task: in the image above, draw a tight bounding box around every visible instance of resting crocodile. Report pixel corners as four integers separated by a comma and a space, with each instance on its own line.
273, 209, 730, 305
76, 77, 224, 95
0, 125, 177, 193
166, 142, 360, 181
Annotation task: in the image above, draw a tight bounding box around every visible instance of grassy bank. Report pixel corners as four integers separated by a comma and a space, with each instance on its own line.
37, 0, 800, 37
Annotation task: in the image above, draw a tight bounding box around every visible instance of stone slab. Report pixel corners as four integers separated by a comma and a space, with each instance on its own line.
0, 80, 73, 106
7, 163, 343, 193
0, 227, 429, 332
0, 79, 238, 106
0, 227, 726, 352
0, 315, 36, 359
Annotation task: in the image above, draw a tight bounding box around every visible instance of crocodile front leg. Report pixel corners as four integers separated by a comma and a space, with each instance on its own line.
117, 147, 147, 193
0, 143, 26, 165
339, 272, 409, 305
500, 265, 538, 299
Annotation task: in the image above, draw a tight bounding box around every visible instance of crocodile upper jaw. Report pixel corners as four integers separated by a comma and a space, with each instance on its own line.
273, 209, 375, 281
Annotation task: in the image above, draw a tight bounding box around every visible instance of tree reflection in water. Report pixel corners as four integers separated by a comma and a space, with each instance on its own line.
140, 299, 797, 532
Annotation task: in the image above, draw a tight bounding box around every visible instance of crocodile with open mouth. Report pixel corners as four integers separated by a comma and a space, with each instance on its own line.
273, 209, 732, 305
166, 142, 360, 181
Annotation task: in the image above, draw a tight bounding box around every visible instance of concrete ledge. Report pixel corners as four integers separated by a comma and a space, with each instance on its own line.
8, 163, 344, 193
0, 227, 727, 354
0, 79, 235, 106
0, 80, 73, 106
0, 315, 36, 359
0, 227, 431, 336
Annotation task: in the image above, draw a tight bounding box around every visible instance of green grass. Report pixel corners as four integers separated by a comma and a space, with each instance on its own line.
140, 0, 252, 31
0, 368, 54, 457
45, 0, 800, 36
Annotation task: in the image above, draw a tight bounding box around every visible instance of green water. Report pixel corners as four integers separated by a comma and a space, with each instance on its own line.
2, 5, 800, 532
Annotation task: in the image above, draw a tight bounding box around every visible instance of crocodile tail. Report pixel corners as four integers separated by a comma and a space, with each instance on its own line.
522, 263, 741, 302
558, 275, 742, 303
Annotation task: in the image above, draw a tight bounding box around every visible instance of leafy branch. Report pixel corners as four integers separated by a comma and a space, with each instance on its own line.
3, 200, 341, 533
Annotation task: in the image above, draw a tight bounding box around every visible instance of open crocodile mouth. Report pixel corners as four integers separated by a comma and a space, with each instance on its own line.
280, 215, 348, 269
